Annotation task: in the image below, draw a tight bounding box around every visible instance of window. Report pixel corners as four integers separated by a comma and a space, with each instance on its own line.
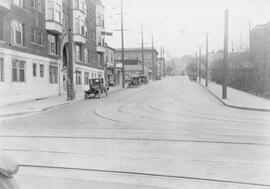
0, 58, 3, 81
84, 72, 89, 85
12, 60, 25, 82
84, 49, 89, 63
30, 0, 36, 8
11, 20, 23, 46
40, 64, 44, 77
37, 0, 42, 12
76, 71, 81, 84
55, 3, 61, 23
47, 1, 54, 20
81, 19, 85, 35
31, 27, 35, 42
31, 28, 43, 45
13, 0, 23, 8
80, 0, 84, 11
74, 0, 79, 9
33, 63, 37, 77
48, 34, 57, 55
75, 18, 80, 34
49, 65, 58, 84
37, 30, 43, 45
75, 45, 82, 61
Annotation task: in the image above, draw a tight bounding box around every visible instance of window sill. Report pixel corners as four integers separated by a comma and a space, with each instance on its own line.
45, 20, 63, 26
48, 53, 59, 58
31, 42, 45, 48
10, 43, 27, 49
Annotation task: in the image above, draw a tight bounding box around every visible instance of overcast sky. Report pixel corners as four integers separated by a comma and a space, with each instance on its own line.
102, 0, 270, 58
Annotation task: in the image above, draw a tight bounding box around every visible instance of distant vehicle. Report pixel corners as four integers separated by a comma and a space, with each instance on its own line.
84, 78, 109, 99
155, 75, 162, 80
0, 152, 20, 189
188, 73, 197, 81
128, 76, 140, 88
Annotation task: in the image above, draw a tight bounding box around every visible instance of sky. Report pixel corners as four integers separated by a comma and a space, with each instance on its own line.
102, 0, 270, 58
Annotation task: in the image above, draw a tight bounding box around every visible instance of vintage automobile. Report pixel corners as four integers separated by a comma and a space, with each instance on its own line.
128, 76, 140, 88
0, 152, 20, 189
140, 75, 148, 85
84, 78, 109, 99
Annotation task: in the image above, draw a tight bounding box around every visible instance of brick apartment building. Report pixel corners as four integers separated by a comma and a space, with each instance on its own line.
0, 0, 105, 105
115, 47, 158, 79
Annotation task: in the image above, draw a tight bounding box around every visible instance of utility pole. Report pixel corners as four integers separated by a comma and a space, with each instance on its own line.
121, 0, 125, 88
199, 46, 201, 82
151, 34, 155, 80
67, 0, 74, 100
140, 21, 145, 76
162, 48, 165, 78
204, 32, 209, 87
195, 52, 198, 80
222, 9, 229, 99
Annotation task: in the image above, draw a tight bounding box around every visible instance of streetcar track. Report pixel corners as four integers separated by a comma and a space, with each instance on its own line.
0, 135, 269, 146
19, 164, 270, 188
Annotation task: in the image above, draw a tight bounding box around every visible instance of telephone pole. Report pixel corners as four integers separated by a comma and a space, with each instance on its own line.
204, 33, 209, 87
120, 0, 125, 88
195, 52, 198, 80
151, 34, 155, 80
140, 21, 145, 75
222, 9, 229, 99
67, 0, 74, 100
199, 46, 201, 82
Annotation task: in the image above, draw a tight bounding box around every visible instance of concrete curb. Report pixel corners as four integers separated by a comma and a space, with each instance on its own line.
197, 82, 270, 112
0, 86, 125, 120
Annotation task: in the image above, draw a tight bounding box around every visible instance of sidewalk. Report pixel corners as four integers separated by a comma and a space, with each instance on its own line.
198, 79, 270, 112
0, 85, 123, 121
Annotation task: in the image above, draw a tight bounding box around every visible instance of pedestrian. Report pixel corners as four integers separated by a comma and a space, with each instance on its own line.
0, 152, 20, 189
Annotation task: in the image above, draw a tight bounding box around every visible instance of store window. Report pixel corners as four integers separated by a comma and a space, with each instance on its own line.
12, 60, 25, 82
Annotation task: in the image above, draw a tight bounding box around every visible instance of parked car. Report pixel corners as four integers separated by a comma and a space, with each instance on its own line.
0, 152, 20, 189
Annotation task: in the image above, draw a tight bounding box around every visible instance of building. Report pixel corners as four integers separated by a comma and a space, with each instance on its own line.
104, 45, 115, 85
95, 0, 105, 68
115, 59, 142, 80
0, 0, 105, 105
115, 47, 158, 79
250, 21, 270, 68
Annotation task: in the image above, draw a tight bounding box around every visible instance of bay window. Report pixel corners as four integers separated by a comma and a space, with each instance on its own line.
47, 0, 62, 24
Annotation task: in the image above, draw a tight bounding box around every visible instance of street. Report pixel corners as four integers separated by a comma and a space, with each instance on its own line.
0, 76, 270, 189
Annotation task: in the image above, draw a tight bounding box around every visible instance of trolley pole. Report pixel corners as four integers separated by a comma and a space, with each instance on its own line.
121, 0, 125, 88
222, 9, 229, 99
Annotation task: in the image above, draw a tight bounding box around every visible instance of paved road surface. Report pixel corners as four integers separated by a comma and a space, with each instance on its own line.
0, 76, 270, 189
